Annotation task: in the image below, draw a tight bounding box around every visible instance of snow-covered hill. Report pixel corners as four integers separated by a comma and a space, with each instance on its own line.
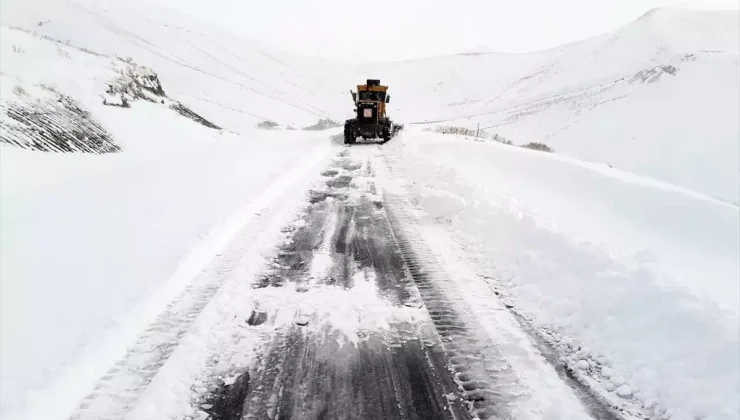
4, 2, 736, 204
0, 0, 350, 132
356, 7, 740, 204
1, 1, 738, 419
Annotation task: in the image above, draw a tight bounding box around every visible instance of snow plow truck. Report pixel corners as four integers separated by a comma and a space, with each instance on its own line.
344, 79, 402, 145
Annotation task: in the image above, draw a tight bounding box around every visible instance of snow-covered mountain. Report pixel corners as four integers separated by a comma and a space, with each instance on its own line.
3, 1, 737, 202
1, 1, 738, 419
0, 0, 350, 133
356, 7, 740, 204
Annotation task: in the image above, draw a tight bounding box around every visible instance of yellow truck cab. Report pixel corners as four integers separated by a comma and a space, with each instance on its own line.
345, 79, 401, 144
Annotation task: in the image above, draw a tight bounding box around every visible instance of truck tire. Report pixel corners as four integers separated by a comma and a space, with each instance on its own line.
344, 121, 355, 145
381, 123, 391, 144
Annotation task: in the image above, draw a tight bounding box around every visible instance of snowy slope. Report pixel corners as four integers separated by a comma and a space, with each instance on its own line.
0, 0, 349, 131
355, 7, 740, 204
381, 129, 739, 420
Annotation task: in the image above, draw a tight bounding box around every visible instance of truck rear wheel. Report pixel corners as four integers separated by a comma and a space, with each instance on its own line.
344, 121, 356, 145
381, 123, 391, 144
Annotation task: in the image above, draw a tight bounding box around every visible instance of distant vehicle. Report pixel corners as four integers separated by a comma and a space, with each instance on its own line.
344, 79, 402, 145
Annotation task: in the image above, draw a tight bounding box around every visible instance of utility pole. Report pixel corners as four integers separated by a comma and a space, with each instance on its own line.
476, 123, 480, 140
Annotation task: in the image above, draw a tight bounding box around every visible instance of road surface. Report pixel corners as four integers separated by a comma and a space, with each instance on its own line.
71, 143, 623, 420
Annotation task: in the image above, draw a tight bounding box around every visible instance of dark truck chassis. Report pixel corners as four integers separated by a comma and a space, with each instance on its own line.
344, 118, 402, 145
344, 79, 403, 145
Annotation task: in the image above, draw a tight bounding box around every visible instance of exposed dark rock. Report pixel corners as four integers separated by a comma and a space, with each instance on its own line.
1, 87, 120, 153
201, 371, 250, 420
103, 57, 221, 130
630, 65, 679, 84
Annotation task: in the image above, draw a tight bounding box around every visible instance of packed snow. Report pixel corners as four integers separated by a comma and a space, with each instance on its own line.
1, 0, 738, 419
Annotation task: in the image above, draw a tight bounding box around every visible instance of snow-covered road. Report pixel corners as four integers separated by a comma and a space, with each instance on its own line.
1, 0, 738, 418
52, 136, 642, 420
4, 126, 737, 420
378, 130, 739, 420
229, 147, 617, 420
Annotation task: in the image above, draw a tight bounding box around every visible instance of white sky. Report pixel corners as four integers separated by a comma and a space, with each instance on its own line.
153, 0, 739, 62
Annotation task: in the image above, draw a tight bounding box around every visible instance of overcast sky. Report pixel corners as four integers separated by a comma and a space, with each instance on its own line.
153, 0, 739, 62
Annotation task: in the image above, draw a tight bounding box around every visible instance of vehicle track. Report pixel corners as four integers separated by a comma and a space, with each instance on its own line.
71, 144, 623, 420
66, 148, 333, 420
377, 145, 628, 420
69, 207, 278, 420
202, 146, 623, 420
383, 195, 525, 420
203, 150, 472, 420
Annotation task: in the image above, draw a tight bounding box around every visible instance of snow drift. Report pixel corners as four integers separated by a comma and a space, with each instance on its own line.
385, 130, 739, 420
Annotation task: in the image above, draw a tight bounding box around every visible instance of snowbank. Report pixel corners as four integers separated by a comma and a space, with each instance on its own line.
0, 126, 337, 419
387, 130, 739, 420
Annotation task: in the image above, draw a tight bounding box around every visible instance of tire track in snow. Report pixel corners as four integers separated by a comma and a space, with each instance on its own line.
376, 143, 628, 420
381, 194, 524, 420
68, 142, 623, 420
205, 149, 472, 420
66, 147, 333, 420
